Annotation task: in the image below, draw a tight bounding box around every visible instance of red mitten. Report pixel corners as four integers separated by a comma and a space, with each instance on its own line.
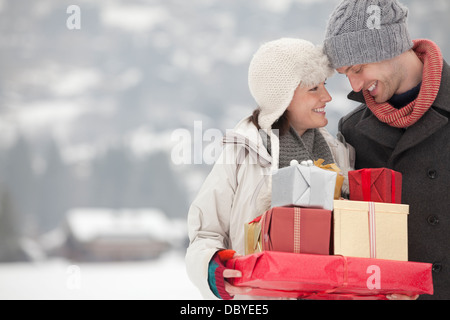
207, 249, 236, 300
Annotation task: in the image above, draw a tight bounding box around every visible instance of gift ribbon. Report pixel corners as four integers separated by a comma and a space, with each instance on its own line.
361, 169, 372, 201
368, 202, 376, 259
294, 207, 301, 253
391, 171, 396, 204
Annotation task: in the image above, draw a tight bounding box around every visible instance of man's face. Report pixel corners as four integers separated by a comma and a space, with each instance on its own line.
336, 58, 403, 103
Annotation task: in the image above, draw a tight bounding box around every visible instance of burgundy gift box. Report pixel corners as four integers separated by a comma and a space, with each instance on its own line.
261, 207, 332, 255
349, 168, 402, 204
226, 251, 434, 300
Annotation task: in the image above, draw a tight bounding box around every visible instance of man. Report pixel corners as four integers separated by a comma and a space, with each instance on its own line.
324, 0, 450, 300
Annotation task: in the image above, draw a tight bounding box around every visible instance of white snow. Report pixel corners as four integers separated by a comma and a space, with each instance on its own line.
0, 208, 203, 300
65, 207, 185, 243
0, 251, 202, 300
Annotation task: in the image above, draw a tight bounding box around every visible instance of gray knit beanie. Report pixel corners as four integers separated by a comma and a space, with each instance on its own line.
323, 0, 414, 69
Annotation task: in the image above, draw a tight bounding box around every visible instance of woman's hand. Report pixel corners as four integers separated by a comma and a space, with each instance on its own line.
208, 250, 252, 299
223, 269, 252, 296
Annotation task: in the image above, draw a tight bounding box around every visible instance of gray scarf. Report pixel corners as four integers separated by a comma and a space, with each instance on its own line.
266, 127, 334, 169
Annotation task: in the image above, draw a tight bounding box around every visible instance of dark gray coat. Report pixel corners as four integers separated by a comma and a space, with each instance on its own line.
338, 60, 450, 300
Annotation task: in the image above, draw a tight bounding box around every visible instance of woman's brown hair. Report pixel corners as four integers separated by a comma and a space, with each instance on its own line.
248, 108, 290, 136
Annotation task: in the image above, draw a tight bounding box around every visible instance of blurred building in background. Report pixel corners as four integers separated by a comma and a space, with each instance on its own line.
52, 208, 183, 262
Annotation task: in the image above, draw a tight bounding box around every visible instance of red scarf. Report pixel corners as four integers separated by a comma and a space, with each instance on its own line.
363, 39, 443, 128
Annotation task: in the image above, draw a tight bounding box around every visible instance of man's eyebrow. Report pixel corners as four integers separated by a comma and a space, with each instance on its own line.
338, 66, 353, 74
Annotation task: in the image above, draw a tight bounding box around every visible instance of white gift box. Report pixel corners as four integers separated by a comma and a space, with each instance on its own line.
271, 160, 337, 211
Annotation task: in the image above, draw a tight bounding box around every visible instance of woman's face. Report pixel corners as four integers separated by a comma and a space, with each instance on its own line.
286, 82, 332, 136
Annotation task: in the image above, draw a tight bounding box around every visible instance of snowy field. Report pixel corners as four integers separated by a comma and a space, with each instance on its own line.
0, 251, 203, 300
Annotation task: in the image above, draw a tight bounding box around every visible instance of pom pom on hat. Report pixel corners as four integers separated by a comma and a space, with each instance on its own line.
248, 38, 334, 130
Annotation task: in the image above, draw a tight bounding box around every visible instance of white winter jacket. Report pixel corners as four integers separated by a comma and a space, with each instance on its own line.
185, 116, 355, 300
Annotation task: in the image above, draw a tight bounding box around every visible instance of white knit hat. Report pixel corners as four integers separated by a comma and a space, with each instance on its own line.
248, 38, 334, 130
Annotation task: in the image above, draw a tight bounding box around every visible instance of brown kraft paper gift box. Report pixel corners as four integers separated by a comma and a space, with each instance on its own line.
333, 200, 409, 261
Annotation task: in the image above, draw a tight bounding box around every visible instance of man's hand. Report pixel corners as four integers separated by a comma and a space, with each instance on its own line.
386, 294, 419, 300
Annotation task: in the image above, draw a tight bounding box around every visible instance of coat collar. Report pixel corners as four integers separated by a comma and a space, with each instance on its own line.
433, 60, 450, 112
348, 60, 450, 157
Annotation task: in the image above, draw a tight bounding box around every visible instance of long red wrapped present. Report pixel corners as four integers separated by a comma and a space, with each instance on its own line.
349, 168, 402, 204
226, 251, 433, 300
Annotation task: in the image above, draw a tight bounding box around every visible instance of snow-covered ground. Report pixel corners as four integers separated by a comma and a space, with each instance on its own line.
0, 251, 202, 300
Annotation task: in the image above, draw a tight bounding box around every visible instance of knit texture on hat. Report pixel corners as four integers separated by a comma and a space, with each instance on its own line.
324, 0, 414, 68
363, 39, 443, 128
248, 38, 334, 130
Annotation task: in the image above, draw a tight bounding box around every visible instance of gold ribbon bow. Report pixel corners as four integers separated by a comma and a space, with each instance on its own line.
314, 159, 344, 200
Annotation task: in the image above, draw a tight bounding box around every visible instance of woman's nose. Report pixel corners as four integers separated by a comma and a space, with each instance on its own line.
322, 87, 332, 102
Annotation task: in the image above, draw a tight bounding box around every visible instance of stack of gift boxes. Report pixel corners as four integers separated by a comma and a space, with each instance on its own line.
228, 160, 434, 300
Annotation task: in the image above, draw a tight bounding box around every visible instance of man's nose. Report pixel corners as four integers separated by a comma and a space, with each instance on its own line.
348, 74, 364, 92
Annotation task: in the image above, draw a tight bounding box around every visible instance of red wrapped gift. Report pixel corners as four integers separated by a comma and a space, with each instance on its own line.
226, 251, 433, 300
261, 207, 331, 255
349, 168, 402, 204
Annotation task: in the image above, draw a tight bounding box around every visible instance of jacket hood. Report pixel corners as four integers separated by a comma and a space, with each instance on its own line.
222, 116, 273, 169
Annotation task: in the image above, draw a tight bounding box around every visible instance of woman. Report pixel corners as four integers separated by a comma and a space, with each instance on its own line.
185, 38, 355, 300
